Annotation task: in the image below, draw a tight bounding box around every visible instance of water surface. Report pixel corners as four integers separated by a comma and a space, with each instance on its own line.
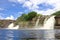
0, 29, 60, 40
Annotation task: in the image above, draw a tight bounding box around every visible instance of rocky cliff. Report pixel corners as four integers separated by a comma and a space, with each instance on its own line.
0, 20, 16, 28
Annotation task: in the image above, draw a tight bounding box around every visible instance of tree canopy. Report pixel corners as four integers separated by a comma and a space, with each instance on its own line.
52, 11, 60, 16
17, 14, 28, 21
27, 11, 37, 21
17, 11, 38, 21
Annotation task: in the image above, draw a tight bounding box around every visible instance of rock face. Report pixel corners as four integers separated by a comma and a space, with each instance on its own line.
0, 20, 16, 28
55, 16, 60, 29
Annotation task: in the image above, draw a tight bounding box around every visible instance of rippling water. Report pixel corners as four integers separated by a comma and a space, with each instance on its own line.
0, 29, 60, 40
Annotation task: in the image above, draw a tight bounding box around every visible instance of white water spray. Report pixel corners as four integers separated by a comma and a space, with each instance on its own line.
43, 16, 55, 29
14, 25, 19, 29
35, 16, 40, 28
8, 23, 14, 29
7, 23, 19, 29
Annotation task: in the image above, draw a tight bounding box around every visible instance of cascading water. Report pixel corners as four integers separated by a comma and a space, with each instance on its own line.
35, 16, 40, 28
43, 16, 55, 40
35, 16, 55, 29
43, 16, 55, 29
8, 23, 14, 29
35, 16, 55, 40
7, 23, 19, 29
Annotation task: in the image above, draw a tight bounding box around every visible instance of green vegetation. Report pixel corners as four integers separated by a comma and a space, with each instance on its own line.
17, 11, 37, 21
16, 11, 39, 22
52, 11, 60, 16
15, 11, 42, 28
17, 14, 28, 21
27, 11, 37, 21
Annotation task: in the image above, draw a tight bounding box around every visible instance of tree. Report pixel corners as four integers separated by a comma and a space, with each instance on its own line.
52, 11, 60, 16
17, 14, 28, 21
27, 11, 37, 21
16, 11, 42, 22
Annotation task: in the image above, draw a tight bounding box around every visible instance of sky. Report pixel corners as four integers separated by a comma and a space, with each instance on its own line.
0, 0, 60, 20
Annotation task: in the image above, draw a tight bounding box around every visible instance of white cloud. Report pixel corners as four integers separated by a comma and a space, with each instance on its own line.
8, 0, 60, 15
8, 0, 25, 4
33, 9, 57, 15
33, 0, 60, 15
0, 8, 5, 11
5, 15, 14, 20
29, 0, 45, 5
17, 0, 26, 4
27, 0, 60, 15
0, 13, 14, 20
23, 1, 32, 8
18, 12, 23, 14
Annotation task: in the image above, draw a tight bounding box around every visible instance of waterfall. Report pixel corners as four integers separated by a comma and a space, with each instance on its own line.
35, 16, 55, 29
35, 16, 40, 28
43, 16, 55, 40
8, 23, 14, 29
7, 23, 19, 29
43, 16, 55, 29
34, 15, 55, 40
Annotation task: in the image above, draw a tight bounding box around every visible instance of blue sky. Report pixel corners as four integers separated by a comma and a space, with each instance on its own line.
0, 0, 60, 20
